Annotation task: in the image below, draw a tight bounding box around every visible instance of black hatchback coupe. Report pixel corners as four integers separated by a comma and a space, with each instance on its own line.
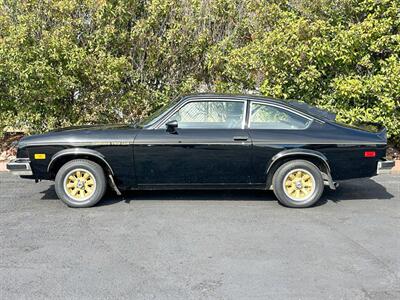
7, 94, 394, 208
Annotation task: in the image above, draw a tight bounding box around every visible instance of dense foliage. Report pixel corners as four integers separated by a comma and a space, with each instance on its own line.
0, 0, 399, 145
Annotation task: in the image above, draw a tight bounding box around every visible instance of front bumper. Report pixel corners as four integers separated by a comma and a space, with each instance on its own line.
6, 158, 33, 176
377, 159, 395, 174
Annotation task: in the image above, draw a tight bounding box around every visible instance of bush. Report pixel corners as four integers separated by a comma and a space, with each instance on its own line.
0, 0, 399, 146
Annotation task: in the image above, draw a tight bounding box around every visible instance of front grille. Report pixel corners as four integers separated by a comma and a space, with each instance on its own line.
17, 147, 28, 158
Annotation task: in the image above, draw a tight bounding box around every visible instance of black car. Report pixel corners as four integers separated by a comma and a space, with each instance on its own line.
7, 93, 394, 208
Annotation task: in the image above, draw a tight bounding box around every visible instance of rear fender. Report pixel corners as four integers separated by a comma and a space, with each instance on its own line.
266, 149, 336, 190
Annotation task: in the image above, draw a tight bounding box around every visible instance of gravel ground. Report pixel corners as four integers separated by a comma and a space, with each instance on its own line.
1, 173, 399, 300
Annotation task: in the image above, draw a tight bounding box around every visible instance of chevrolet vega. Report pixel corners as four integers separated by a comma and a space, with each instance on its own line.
7, 94, 394, 208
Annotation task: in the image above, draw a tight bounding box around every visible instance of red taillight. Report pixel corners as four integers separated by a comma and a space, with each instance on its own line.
364, 151, 376, 157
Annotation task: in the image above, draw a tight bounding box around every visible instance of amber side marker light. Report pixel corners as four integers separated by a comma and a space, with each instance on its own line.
364, 151, 376, 158
34, 153, 46, 160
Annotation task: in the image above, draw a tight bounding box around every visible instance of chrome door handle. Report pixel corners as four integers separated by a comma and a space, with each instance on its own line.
233, 136, 249, 141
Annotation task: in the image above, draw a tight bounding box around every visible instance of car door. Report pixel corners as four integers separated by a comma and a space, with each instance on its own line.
134, 99, 253, 187
247, 101, 314, 184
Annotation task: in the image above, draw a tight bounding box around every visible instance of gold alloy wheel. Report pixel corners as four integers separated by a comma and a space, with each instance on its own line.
64, 169, 96, 201
283, 168, 315, 201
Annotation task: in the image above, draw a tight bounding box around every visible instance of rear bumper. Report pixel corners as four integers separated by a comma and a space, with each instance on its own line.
377, 159, 395, 174
6, 158, 33, 176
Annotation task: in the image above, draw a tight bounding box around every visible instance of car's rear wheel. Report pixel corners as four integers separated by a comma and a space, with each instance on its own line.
55, 159, 106, 208
272, 160, 324, 208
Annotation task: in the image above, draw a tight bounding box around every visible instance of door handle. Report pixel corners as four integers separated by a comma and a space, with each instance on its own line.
233, 136, 249, 141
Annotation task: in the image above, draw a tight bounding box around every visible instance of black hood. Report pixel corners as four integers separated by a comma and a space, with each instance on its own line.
19, 124, 141, 148
50, 124, 135, 132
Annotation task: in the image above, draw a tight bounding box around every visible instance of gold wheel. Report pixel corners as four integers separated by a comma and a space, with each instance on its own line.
283, 168, 315, 201
63, 169, 96, 201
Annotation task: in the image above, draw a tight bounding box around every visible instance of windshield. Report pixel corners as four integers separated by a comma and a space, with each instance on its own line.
139, 97, 180, 128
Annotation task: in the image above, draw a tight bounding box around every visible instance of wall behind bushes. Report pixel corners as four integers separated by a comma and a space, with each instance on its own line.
0, 0, 399, 146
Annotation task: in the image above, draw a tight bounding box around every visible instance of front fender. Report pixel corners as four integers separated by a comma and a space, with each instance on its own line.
47, 148, 114, 175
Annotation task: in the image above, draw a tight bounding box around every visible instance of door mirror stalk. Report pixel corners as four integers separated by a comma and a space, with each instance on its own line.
166, 120, 178, 134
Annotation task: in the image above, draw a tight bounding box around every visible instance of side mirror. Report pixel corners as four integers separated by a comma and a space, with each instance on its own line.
165, 120, 178, 134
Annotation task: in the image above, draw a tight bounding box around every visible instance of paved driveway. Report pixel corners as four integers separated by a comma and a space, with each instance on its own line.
1, 173, 399, 299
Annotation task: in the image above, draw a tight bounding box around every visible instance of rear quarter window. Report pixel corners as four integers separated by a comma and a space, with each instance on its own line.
249, 103, 311, 130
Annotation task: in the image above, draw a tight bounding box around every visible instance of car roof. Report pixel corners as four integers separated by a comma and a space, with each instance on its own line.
182, 93, 279, 103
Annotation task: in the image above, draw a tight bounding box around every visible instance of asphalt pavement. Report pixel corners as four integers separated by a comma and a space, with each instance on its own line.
1, 173, 399, 299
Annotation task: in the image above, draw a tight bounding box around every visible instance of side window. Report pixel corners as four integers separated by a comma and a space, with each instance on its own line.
249, 102, 311, 129
166, 101, 245, 129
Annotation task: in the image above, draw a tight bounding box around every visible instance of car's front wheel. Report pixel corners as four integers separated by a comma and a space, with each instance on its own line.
55, 159, 107, 208
272, 160, 324, 208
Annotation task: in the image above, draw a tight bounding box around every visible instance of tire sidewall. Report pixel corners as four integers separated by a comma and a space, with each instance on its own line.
55, 160, 106, 208
273, 160, 324, 208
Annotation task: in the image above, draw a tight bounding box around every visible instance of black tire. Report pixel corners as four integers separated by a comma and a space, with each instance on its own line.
55, 159, 107, 208
272, 159, 324, 208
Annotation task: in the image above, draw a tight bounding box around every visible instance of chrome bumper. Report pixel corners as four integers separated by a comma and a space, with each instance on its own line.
6, 158, 33, 176
377, 159, 395, 174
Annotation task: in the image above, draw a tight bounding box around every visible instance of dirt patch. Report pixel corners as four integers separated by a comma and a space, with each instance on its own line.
387, 144, 399, 161
0, 133, 24, 161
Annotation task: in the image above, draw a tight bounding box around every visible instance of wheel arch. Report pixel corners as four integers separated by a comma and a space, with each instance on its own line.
265, 149, 336, 190
47, 148, 114, 179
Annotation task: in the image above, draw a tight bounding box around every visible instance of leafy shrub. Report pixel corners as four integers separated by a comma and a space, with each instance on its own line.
0, 0, 399, 146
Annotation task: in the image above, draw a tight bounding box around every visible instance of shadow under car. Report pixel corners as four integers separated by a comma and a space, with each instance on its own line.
40, 177, 394, 207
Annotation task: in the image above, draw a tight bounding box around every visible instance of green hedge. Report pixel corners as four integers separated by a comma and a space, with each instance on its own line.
0, 0, 399, 146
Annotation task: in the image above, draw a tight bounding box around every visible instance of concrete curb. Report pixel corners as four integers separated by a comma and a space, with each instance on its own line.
0, 160, 9, 172
392, 160, 400, 174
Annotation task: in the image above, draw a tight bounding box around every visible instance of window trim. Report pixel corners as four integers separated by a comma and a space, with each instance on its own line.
154, 99, 248, 130
248, 101, 313, 130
